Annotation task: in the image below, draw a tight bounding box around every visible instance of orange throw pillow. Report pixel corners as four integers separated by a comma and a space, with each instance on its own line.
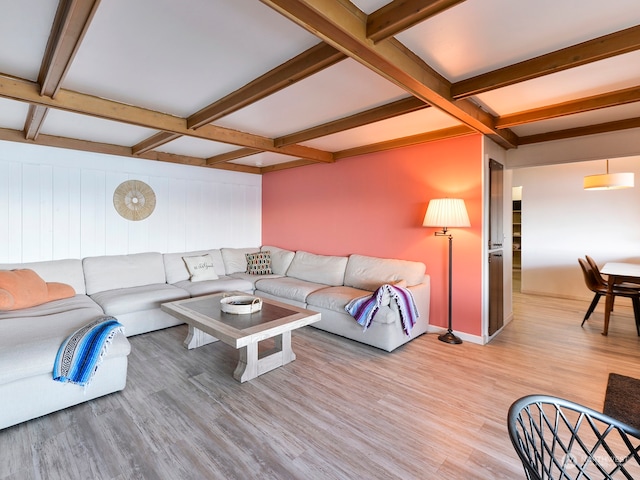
0, 269, 75, 311
46, 282, 76, 303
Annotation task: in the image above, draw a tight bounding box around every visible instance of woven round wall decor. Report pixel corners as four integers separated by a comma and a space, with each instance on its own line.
113, 180, 156, 221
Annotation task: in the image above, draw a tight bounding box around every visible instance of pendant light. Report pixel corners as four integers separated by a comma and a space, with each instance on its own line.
583, 159, 634, 190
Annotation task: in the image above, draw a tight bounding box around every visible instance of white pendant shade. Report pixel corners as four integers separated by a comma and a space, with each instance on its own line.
583, 172, 634, 190
423, 198, 470, 228
584, 159, 634, 190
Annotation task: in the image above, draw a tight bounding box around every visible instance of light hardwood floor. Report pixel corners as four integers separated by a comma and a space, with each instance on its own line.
2, 290, 640, 480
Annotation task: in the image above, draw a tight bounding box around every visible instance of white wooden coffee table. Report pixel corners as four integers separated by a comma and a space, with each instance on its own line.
161, 292, 320, 382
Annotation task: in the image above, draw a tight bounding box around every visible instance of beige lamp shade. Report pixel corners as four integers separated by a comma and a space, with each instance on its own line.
423, 198, 470, 228
113, 180, 156, 221
583, 172, 634, 190
584, 159, 634, 190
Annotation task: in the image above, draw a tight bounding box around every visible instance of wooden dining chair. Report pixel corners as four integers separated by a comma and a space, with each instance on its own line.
579, 258, 606, 324
585, 255, 617, 313
578, 258, 640, 335
586, 255, 640, 291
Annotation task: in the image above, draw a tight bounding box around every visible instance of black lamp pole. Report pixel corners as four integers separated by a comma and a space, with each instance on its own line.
435, 228, 463, 344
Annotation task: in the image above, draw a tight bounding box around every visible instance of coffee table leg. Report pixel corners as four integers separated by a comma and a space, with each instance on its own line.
233, 331, 296, 383
276, 330, 296, 364
234, 342, 259, 382
184, 325, 219, 349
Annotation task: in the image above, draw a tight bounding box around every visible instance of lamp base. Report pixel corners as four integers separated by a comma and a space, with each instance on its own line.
438, 330, 462, 344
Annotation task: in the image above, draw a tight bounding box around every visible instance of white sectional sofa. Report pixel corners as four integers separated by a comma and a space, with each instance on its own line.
0, 246, 429, 429
254, 248, 430, 352
0, 259, 131, 430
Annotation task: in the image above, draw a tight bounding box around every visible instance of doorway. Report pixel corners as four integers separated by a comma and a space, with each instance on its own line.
512, 186, 522, 293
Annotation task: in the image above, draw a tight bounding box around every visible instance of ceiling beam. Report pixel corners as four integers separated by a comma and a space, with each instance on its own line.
496, 85, 640, 128
275, 96, 428, 146
132, 132, 181, 155
24, 0, 101, 140
260, 158, 320, 173
452, 24, 640, 99
0, 74, 334, 162
206, 148, 261, 165
260, 0, 518, 149
188, 42, 345, 129
367, 0, 467, 43
24, 106, 50, 141
517, 117, 640, 145
334, 124, 475, 159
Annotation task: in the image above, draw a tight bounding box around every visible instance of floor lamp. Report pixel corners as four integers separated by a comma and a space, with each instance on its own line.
423, 198, 471, 344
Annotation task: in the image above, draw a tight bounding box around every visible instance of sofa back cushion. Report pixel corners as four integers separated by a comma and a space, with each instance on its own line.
344, 254, 426, 290
286, 251, 348, 286
0, 259, 87, 295
163, 249, 225, 284
221, 247, 260, 274
261, 246, 295, 275
83, 252, 166, 295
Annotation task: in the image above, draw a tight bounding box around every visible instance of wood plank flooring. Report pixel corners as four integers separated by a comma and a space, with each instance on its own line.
2, 290, 640, 479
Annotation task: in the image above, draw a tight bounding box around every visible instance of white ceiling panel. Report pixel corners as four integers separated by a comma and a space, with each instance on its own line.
0, 99, 30, 130
157, 136, 238, 158
303, 107, 461, 151
511, 103, 640, 137
0, 0, 57, 81
64, 0, 319, 116
350, 0, 389, 14
40, 109, 157, 146
476, 50, 640, 116
230, 151, 292, 168
214, 58, 408, 138
398, 0, 640, 81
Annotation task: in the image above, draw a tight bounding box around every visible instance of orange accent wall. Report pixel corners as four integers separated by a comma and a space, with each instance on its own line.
262, 134, 484, 336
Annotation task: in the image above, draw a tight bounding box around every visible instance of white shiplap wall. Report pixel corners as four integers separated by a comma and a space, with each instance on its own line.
0, 141, 261, 263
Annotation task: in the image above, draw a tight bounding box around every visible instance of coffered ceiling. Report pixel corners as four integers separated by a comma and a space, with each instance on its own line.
1, 0, 639, 174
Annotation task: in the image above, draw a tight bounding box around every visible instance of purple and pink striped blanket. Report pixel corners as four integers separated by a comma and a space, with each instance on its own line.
345, 284, 419, 336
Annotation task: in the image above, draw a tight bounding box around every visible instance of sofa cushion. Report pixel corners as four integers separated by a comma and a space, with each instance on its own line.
344, 254, 426, 290
0, 295, 102, 320
229, 272, 282, 288
260, 246, 295, 275
307, 286, 398, 325
306, 285, 370, 313
221, 248, 260, 274
286, 251, 348, 287
0, 269, 75, 311
89, 283, 188, 316
183, 254, 219, 281
246, 251, 272, 275
83, 252, 166, 295
254, 276, 329, 303
0, 259, 87, 295
164, 249, 225, 284
0, 310, 130, 386
173, 276, 253, 296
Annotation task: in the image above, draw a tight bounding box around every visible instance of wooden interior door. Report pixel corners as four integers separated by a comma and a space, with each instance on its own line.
489, 251, 504, 336
488, 159, 504, 250
488, 158, 504, 336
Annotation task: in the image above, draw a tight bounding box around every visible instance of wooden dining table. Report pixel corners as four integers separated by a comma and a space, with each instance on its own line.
600, 262, 640, 335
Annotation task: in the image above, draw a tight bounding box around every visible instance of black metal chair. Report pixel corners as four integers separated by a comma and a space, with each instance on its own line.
508, 395, 640, 479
